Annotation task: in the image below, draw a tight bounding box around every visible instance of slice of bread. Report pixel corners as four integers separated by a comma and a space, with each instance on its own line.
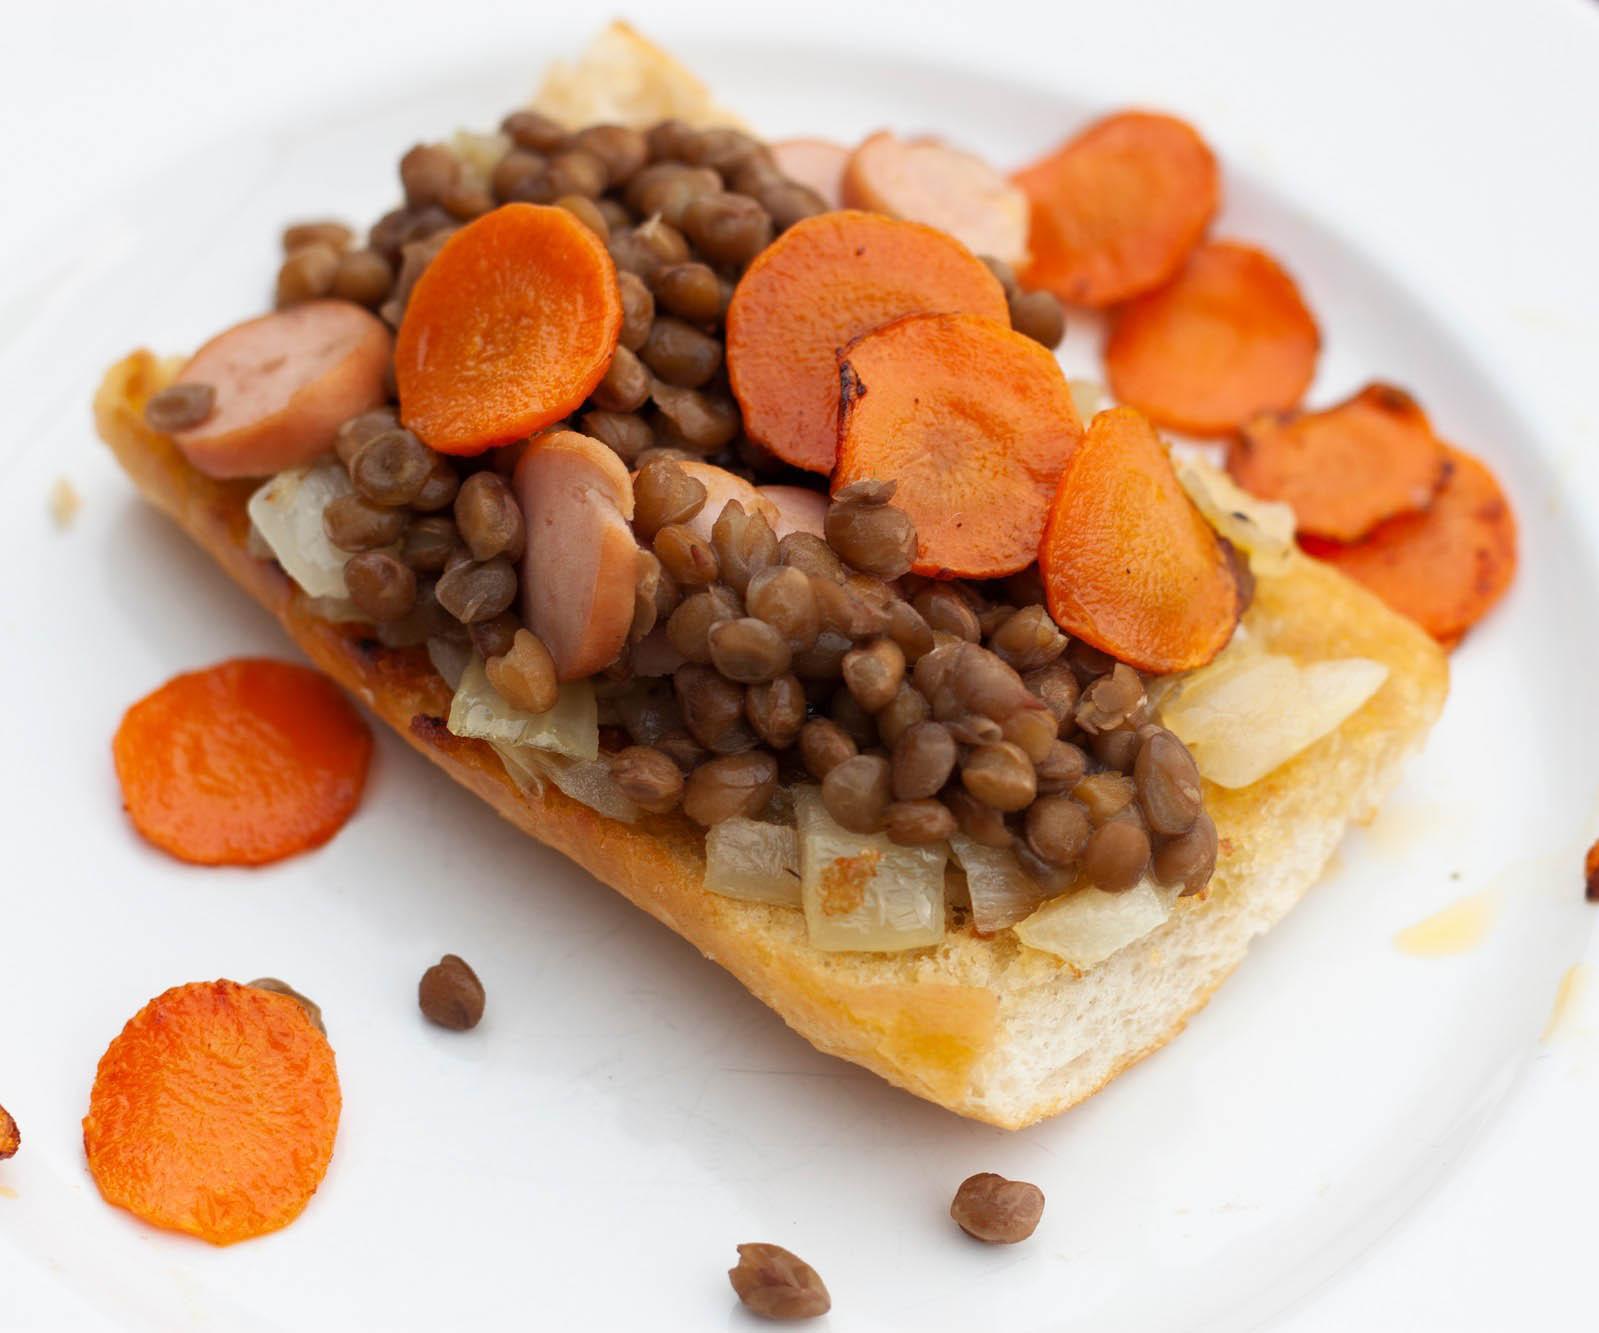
96, 350, 1448, 1128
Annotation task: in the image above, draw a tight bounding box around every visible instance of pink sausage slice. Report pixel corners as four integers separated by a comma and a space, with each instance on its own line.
757, 484, 829, 540
676, 460, 782, 544
770, 138, 850, 209
841, 132, 1029, 267
516, 431, 639, 682
170, 300, 393, 479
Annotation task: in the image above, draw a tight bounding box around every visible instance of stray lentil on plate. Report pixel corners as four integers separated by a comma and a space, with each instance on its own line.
418, 954, 486, 1030
949, 1172, 1046, 1243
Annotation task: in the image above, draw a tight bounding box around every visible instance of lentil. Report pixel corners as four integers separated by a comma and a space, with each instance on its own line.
582, 409, 654, 463
398, 515, 458, 572
275, 242, 339, 307
1082, 820, 1151, 892
711, 500, 779, 595
412, 454, 461, 513
324, 493, 407, 551
571, 124, 648, 186
682, 192, 773, 268
144, 382, 216, 433
891, 721, 957, 800
780, 531, 846, 583
885, 598, 936, 662
625, 162, 721, 227
1025, 796, 1092, 866
590, 344, 652, 413
651, 382, 740, 452
1153, 810, 1218, 895
1091, 727, 1142, 772
545, 148, 608, 198
951, 643, 1033, 721
945, 786, 1013, 848
728, 1243, 831, 1321
1134, 730, 1203, 835
825, 483, 917, 578
799, 718, 858, 779
651, 261, 723, 323
330, 248, 394, 306
282, 220, 353, 253
610, 745, 685, 813
345, 551, 417, 622
875, 681, 930, 746
400, 144, 461, 208
1008, 288, 1067, 349
654, 522, 721, 586
1034, 740, 1089, 795
434, 555, 517, 623
634, 457, 707, 540
745, 673, 806, 748
683, 751, 778, 826
757, 180, 828, 231
707, 617, 792, 683
641, 316, 723, 388
485, 629, 559, 714
1013, 840, 1077, 893
988, 604, 1068, 671
961, 741, 1037, 812
555, 193, 610, 240
351, 429, 432, 507
914, 585, 982, 642
467, 610, 521, 661
667, 586, 740, 663
675, 664, 754, 753
418, 953, 485, 1031
454, 471, 525, 562
829, 689, 880, 750
501, 109, 567, 153
950, 1173, 1046, 1244
821, 754, 893, 833
886, 799, 957, 846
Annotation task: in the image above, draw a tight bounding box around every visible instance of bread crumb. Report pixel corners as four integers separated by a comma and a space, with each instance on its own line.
49, 477, 82, 529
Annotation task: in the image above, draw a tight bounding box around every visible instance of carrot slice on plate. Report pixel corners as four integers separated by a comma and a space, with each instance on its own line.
835, 312, 1082, 578
1105, 240, 1320, 438
395, 203, 622, 455
1040, 406, 1240, 672
1014, 110, 1219, 308
113, 658, 372, 866
1229, 382, 1450, 542
83, 980, 340, 1246
725, 210, 1009, 474
1299, 446, 1516, 644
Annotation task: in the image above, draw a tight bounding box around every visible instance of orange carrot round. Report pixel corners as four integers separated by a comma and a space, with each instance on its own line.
1229, 382, 1449, 541
396, 203, 622, 455
113, 658, 372, 866
83, 980, 341, 1246
1014, 111, 1219, 308
1105, 240, 1320, 437
1300, 447, 1516, 644
835, 312, 1082, 578
725, 210, 1009, 474
1040, 406, 1240, 672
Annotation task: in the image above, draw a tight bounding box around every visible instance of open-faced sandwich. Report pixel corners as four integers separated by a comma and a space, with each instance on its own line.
98, 24, 1504, 1129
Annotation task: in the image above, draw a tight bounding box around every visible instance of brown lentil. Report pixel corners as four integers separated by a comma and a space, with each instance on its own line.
757, 179, 828, 231
412, 454, 462, 513
1153, 810, 1218, 895
666, 586, 740, 663
1072, 771, 1137, 824
344, 550, 417, 622
675, 664, 754, 753
626, 162, 722, 226
324, 493, 407, 551
988, 604, 1068, 671
653, 522, 721, 586
798, 718, 857, 779
595, 197, 631, 231
282, 219, 352, 253
946, 713, 1003, 746
1002, 705, 1058, 763
485, 629, 558, 714
1034, 740, 1089, 795
915, 585, 982, 642
1008, 288, 1066, 349
945, 786, 1013, 848
400, 144, 461, 208
1024, 661, 1080, 729
571, 124, 648, 186
641, 316, 723, 388
886, 798, 958, 846
351, 429, 432, 507
613, 269, 655, 351
435, 555, 517, 624
707, 617, 792, 683
822, 754, 893, 834
824, 485, 917, 579
884, 599, 936, 662
828, 689, 880, 750
454, 471, 525, 562
610, 745, 685, 813
683, 751, 778, 826
590, 344, 652, 413
951, 643, 1033, 721
634, 457, 708, 540
744, 566, 820, 653
399, 515, 459, 572
554, 193, 610, 240
490, 149, 548, 203
1013, 839, 1077, 893
1134, 730, 1203, 835
418, 953, 485, 1031
1025, 796, 1092, 866
891, 721, 957, 800
581, 409, 654, 463
711, 501, 779, 595
440, 181, 494, 220
329, 247, 394, 306
961, 741, 1038, 812
651, 261, 723, 323
745, 673, 806, 749
274, 242, 339, 307
467, 610, 521, 661
1091, 727, 1143, 772
655, 729, 707, 773
1083, 820, 1151, 892
1076, 662, 1146, 733
144, 382, 216, 433
545, 148, 609, 198
728, 1243, 831, 1321
646, 118, 701, 162
842, 637, 906, 713
501, 109, 567, 153
651, 382, 740, 452
635, 214, 692, 267
682, 192, 773, 268
950, 1173, 1046, 1244
1068, 638, 1118, 683
875, 682, 930, 747
780, 531, 846, 583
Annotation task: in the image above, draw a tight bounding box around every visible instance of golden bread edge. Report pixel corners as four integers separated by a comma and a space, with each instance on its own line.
95, 350, 1448, 1128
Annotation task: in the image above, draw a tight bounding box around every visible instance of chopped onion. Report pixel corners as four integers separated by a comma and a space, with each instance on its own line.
794, 786, 946, 952
246, 461, 356, 599
490, 740, 643, 823
449, 129, 511, 190
303, 595, 367, 623
1159, 646, 1389, 788
426, 637, 472, 691
447, 655, 598, 761
706, 818, 801, 906
949, 835, 1055, 933
1176, 458, 1297, 576
1013, 878, 1178, 970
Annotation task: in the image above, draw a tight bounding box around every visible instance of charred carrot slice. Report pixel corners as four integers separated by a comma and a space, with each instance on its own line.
1014, 110, 1219, 308
83, 980, 340, 1245
395, 203, 622, 455
725, 210, 1009, 474
1040, 406, 1240, 672
1229, 383, 1449, 542
835, 312, 1082, 578
1104, 240, 1320, 438
1300, 446, 1516, 644
113, 658, 372, 866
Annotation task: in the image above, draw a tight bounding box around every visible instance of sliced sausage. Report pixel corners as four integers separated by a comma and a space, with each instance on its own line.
515, 431, 639, 681
769, 138, 850, 209
757, 484, 829, 539
675, 459, 781, 543
170, 300, 392, 479
841, 132, 1029, 267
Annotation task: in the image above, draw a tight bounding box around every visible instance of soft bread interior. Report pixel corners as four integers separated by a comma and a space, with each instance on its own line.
96, 351, 1448, 1128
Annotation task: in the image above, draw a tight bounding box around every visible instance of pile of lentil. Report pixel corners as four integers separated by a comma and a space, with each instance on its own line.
270, 109, 1216, 902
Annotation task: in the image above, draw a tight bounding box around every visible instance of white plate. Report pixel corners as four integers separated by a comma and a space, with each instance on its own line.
4, 4, 1599, 1329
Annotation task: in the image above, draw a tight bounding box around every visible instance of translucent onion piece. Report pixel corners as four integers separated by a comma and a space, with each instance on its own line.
706, 818, 801, 906
490, 740, 642, 823
304, 595, 367, 623
426, 636, 472, 691
948, 835, 1056, 933
794, 786, 946, 952
1159, 648, 1388, 788
1013, 878, 1178, 970
1176, 457, 1297, 577
246, 461, 357, 599
449, 130, 511, 191
448, 655, 599, 761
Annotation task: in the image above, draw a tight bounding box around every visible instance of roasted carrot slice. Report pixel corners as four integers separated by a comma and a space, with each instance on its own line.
1104, 240, 1319, 437
83, 980, 340, 1245
113, 658, 372, 866
1300, 447, 1516, 644
1040, 406, 1240, 672
835, 312, 1082, 578
725, 210, 1009, 474
1229, 382, 1449, 541
1014, 110, 1219, 308
396, 203, 622, 455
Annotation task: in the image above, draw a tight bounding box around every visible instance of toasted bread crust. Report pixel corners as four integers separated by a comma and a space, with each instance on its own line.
96, 350, 1447, 1127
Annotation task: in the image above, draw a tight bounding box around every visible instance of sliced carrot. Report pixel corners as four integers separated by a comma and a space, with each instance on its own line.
835, 312, 1082, 578
1104, 240, 1320, 437
1229, 382, 1449, 541
83, 980, 340, 1245
0, 1102, 17, 1160
1014, 110, 1219, 308
725, 210, 1009, 474
1299, 446, 1516, 644
113, 658, 372, 866
395, 203, 622, 455
1040, 406, 1240, 672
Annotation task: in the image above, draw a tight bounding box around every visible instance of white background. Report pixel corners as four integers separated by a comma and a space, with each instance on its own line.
3, 0, 1599, 1328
